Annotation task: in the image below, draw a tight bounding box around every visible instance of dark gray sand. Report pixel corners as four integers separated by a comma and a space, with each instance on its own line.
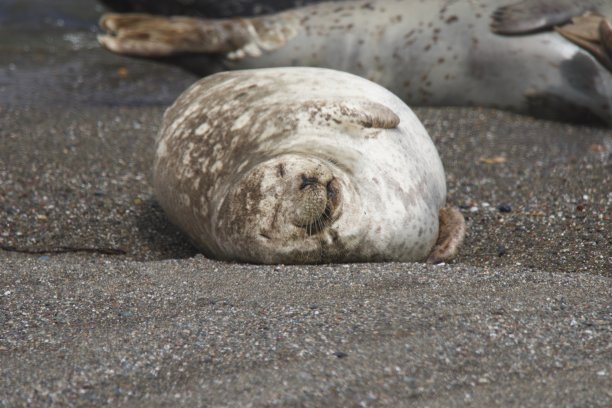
1, 256, 610, 406
1, 0, 611, 406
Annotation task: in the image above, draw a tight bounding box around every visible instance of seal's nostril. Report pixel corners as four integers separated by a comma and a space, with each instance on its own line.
300, 174, 319, 190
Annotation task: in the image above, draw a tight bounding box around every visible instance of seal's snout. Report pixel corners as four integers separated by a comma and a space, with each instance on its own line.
292, 172, 340, 234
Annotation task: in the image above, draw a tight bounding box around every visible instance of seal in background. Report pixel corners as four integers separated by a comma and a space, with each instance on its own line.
99, 0, 612, 125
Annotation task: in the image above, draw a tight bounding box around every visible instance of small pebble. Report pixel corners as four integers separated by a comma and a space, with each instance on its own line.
497, 203, 512, 213
334, 351, 348, 359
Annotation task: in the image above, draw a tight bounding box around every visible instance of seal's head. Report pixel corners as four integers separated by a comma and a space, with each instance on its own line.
215, 154, 353, 263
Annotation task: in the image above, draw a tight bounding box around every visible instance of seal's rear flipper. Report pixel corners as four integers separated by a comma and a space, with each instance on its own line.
426, 206, 465, 264
602, 18, 612, 54
556, 15, 612, 72
98, 13, 247, 57
98, 12, 298, 59
490, 0, 599, 34
490, 1, 612, 72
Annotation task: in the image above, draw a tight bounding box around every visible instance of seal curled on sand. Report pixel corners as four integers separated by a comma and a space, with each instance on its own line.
99, 0, 612, 125
153, 67, 465, 264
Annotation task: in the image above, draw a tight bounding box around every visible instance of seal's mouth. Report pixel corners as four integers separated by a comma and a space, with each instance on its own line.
295, 176, 341, 235
303, 181, 337, 235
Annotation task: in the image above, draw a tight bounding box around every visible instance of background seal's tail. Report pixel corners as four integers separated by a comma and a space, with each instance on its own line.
98, 12, 299, 59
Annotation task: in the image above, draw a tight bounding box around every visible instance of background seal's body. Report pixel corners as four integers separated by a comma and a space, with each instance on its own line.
100, 0, 612, 125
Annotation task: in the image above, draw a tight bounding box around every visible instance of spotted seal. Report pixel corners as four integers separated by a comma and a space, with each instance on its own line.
153, 67, 465, 264
99, 0, 612, 125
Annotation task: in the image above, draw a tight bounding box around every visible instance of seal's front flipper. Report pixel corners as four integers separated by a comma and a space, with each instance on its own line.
427, 206, 465, 264
98, 12, 299, 59
490, 0, 600, 35
302, 100, 400, 130
556, 15, 612, 72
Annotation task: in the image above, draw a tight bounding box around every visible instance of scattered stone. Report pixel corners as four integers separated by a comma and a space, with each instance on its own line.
497, 203, 512, 213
